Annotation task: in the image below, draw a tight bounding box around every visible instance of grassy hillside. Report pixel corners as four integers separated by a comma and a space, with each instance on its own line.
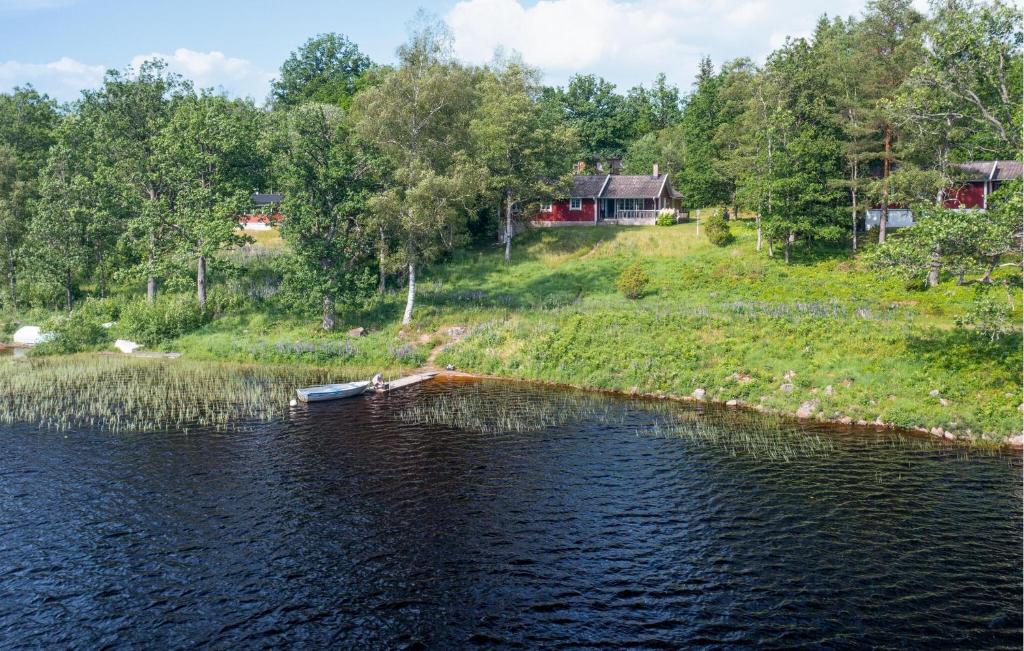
121, 221, 1024, 440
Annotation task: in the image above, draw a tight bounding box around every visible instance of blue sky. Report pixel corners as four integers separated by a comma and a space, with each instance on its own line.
0, 0, 927, 103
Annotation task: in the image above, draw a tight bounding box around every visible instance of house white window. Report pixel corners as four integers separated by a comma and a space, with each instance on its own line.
539, 202, 553, 213
569, 198, 582, 211
615, 198, 644, 211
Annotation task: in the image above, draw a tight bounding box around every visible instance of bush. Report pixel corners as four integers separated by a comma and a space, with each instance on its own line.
955, 286, 1013, 342
35, 311, 111, 355
120, 295, 208, 346
656, 209, 676, 226
704, 208, 734, 246
617, 262, 650, 300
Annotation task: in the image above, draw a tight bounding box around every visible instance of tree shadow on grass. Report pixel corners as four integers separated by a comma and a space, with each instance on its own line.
906, 327, 1021, 376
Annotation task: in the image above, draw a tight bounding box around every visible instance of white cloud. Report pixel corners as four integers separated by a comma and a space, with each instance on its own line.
0, 57, 105, 99
0, 49, 274, 103
446, 0, 893, 90
130, 48, 273, 100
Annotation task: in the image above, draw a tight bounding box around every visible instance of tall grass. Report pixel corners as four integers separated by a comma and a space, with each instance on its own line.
0, 355, 337, 433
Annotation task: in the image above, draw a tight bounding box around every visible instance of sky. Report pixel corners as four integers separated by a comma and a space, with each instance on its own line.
0, 0, 932, 103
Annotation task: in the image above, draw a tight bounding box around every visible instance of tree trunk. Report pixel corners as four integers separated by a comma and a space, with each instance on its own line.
378, 226, 387, 294
65, 270, 73, 312
851, 186, 858, 252
768, 237, 774, 258
322, 294, 335, 331
402, 261, 416, 325
927, 245, 941, 288
504, 194, 513, 264
979, 256, 998, 283
755, 215, 763, 252
5, 249, 16, 310
197, 254, 207, 311
146, 245, 157, 303
878, 126, 892, 244
97, 253, 106, 298
784, 231, 794, 264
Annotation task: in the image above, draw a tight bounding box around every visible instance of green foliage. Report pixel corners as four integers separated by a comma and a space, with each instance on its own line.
703, 208, 734, 246
616, 262, 650, 299
656, 209, 676, 226
120, 294, 208, 345
34, 311, 110, 355
956, 285, 1014, 342
271, 33, 373, 109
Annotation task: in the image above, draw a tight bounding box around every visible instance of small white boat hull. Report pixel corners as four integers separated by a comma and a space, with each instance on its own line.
295, 381, 370, 403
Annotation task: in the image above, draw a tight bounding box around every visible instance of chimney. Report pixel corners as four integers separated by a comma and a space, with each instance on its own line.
653, 163, 659, 178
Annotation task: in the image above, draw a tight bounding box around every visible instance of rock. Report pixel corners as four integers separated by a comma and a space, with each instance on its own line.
824, 385, 833, 396
783, 370, 796, 381
796, 400, 819, 418
347, 327, 365, 337
929, 389, 941, 397
418, 334, 431, 344
930, 426, 944, 437
692, 388, 706, 400
114, 339, 142, 354
939, 398, 949, 407
731, 373, 752, 383
838, 416, 853, 425
12, 326, 52, 346
856, 419, 868, 426
1005, 434, 1024, 449
445, 326, 467, 339
1018, 403, 1024, 413
779, 383, 794, 394
445, 363, 455, 371
100, 321, 115, 329
874, 416, 885, 426
943, 431, 957, 441
725, 399, 738, 406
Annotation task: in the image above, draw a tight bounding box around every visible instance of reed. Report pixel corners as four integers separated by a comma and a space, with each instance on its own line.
0, 355, 336, 434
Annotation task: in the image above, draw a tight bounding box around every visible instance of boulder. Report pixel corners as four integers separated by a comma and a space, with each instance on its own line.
930, 426, 944, 437
838, 416, 853, 425
692, 388, 706, 400
796, 400, 819, 418
12, 326, 52, 346
725, 399, 738, 407
347, 327, 366, 337
1006, 434, 1024, 449
114, 339, 142, 354
939, 398, 949, 407
824, 385, 834, 397
779, 383, 795, 394
929, 389, 941, 397
445, 326, 467, 339
783, 370, 796, 381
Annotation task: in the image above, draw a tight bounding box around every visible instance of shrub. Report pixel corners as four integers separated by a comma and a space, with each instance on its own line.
617, 262, 650, 300
120, 294, 208, 346
955, 286, 1013, 342
35, 311, 110, 355
704, 208, 734, 246
656, 209, 676, 226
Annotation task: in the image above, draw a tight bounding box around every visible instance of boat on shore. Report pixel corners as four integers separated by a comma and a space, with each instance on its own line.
296, 381, 370, 403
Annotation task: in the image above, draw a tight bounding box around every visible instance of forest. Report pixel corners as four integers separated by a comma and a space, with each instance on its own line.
0, 0, 1019, 338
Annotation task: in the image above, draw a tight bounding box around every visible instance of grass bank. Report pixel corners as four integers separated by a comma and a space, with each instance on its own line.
10, 220, 1022, 442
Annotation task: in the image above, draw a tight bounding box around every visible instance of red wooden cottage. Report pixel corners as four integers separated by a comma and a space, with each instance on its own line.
943, 160, 1022, 209
239, 192, 284, 231
533, 165, 683, 226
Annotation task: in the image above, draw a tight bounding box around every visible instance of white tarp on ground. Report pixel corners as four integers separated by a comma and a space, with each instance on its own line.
12, 326, 52, 346
114, 339, 142, 354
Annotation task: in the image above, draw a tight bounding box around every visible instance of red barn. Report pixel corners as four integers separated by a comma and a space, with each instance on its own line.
533, 166, 683, 226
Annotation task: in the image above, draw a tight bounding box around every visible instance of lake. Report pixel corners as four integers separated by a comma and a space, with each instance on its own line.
0, 377, 1020, 648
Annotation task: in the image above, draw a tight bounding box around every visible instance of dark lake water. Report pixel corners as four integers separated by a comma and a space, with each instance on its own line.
0, 378, 1020, 649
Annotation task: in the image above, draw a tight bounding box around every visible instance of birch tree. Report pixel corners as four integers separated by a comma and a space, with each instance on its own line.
353, 19, 483, 324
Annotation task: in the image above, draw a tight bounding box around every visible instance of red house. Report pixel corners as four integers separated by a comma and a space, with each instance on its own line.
942, 160, 1022, 209
239, 192, 284, 231
533, 165, 684, 226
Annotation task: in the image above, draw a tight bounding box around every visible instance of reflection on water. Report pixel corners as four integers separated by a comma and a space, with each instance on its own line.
0, 378, 1019, 648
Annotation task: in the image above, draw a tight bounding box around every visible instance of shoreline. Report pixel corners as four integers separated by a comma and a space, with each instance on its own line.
422, 367, 1023, 451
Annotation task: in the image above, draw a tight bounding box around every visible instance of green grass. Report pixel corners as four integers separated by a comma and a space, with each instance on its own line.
10, 219, 1022, 441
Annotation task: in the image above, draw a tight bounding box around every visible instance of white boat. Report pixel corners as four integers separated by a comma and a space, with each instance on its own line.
295, 380, 370, 403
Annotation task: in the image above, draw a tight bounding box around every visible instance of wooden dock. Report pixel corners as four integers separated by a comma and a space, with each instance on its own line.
376, 371, 438, 393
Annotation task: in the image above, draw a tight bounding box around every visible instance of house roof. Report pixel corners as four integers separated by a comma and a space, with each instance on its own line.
956, 160, 1023, 182
252, 192, 284, 205
571, 176, 609, 198
569, 174, 677, 199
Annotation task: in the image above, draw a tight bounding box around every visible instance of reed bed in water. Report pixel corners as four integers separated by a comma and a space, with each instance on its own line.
398, 384, 837, 461
0, 355, 334, 433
